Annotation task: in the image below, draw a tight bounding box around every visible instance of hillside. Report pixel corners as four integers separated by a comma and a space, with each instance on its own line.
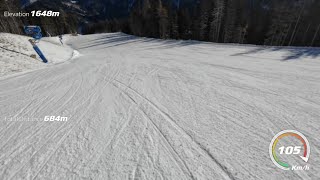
2, 0, 320, 47
0, 33, 77, 77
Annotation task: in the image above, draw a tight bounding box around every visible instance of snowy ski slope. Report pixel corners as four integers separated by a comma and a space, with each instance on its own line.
0, 33, 319, 179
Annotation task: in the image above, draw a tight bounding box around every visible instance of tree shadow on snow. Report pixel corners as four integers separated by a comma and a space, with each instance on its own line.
77, 33, 202, 51
77, 33, 320, 61
231, 46, 320, 61
77, 34, 139, 49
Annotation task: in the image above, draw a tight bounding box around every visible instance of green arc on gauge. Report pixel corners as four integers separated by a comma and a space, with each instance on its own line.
272, 138, 290, 168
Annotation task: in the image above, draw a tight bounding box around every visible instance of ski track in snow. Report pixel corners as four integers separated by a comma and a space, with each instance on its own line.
0, 33, 319, 180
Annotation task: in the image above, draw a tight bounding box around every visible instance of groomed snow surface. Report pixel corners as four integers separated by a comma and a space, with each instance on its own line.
0, 33, 319, 179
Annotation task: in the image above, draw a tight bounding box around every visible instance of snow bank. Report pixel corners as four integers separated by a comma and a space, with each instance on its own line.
38, 36, 75, 64
0, 33, 78, 78
0, 33, 44, 77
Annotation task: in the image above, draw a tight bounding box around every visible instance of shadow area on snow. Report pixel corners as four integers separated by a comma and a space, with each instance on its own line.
231, 46, 320, 61
76, 33, 201, 50
78, 33, 320, 61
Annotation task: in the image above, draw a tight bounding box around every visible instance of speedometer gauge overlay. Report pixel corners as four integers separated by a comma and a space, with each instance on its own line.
269, 130, 311, 171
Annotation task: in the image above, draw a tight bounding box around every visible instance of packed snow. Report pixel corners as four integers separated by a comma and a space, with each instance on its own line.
0, 33, 319, 179
0, 33, 77, 78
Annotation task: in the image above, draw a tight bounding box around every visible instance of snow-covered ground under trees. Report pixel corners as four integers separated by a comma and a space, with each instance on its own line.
0, 33, 319, 180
